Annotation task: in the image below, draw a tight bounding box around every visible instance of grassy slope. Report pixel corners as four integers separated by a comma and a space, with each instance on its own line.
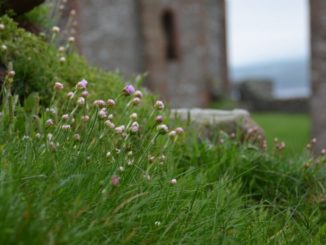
0, 16, 325, 244
253, 113, 310, 154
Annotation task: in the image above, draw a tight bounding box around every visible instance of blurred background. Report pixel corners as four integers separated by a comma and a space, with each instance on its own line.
228, 0, 309, 99
70, 0, 314, 154
3, 0, 324, 154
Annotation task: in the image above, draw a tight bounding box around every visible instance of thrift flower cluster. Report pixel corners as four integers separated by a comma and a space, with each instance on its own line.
39, 80, 184, 188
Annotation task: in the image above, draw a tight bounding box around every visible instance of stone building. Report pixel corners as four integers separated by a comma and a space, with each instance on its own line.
76, 0, 229, 107
310, 0, 326, 152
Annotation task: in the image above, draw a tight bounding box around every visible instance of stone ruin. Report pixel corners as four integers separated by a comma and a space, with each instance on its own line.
76, 0, 229, 108
2, 0, 326, 151
310, 0, 326, 152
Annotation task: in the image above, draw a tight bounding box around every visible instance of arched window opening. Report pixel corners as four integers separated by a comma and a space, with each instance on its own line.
161, 9, 179, 61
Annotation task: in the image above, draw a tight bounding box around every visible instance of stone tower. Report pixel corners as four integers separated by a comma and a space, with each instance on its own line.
310, 0, 326, 151
77, 0, 228, 107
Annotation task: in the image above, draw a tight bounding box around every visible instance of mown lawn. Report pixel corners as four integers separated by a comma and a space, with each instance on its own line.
252, 113, 310, 154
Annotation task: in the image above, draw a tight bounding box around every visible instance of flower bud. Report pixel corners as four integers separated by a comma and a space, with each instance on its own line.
1, 44, 7, 51
74, 134, 81, 141
52, 26, 60, 33
67, 91, 74, 98
160, 155, 166, 161
98, 109, 107, 119
132, 97, 141, 106
68, 36, 75, 43
81, 90, 88, 97
154, 100, 164, 110
107, 99, 116, 107
130, 113, 138, 121
47, 133, 53, 141
77, 97, 85, 105
104, 120, 115, 129
81, 115, 90, 122
8, 70, 15, 78
61, 124, 71, 130
111, 176, 120, 186
321, 149, 326, 156
155, 115, 163, 124
59, 56, 66, 63
62, 114, 69, 120
0, 23, 5, 30
157, 124, 168, 134
170, 178, 177, 185
93, 99, 106, 108
54, 82, 64, 91
130, 121, 139, 133
58, 46, 65, 52
70, 9, 76, 16
168, 130, 177, 138
175, 127, 184, 135
115, 125, 125, 134
46, 119, 54, 126
134, 90, 143, 98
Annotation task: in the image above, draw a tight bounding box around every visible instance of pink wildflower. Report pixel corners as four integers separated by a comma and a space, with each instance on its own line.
155, 115, 163, 124
81, 90, 89, 97
46, 119, 54, 126
130, 122, 140, 133
67, 91, 75, 98
111, 176, 120, 186
77, 79, 88, 90
93, 100, 106, 108
175, 127, 184, 135
61, 124, 71, 130
54, 82, 64, 91
123, 85, 135, 95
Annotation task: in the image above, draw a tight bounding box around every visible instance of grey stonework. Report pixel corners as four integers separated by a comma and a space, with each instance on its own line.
310, 0, 326, 151
78, 0, 144, 77
77, 0, 228, 107
171, 108, 265, 147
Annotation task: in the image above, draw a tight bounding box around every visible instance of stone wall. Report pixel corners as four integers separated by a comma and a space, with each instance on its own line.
78, 0, 144, 77
310, 0, 326, 151
139, 0, 228, 107
77, 0, 228, 108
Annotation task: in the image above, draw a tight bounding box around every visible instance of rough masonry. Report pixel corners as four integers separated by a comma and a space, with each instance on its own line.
77, 0, 229, 107
310, 0, 326, 152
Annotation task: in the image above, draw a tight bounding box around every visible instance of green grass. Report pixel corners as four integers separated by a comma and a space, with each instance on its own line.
0, 15, 325, 244
252, 113, 310, 154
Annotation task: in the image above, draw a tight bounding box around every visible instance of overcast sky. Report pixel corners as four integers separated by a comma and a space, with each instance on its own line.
227, 0, 309, 67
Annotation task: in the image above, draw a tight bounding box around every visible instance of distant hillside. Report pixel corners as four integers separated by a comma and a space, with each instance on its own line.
231, 58, 310, 98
